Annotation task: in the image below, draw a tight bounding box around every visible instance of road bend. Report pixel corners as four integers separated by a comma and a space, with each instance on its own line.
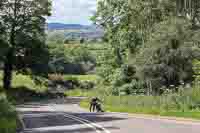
17, 97, 200, 133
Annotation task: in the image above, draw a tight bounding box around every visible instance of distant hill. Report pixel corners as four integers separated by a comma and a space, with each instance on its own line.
47, 23, 104, 40
47, 23, 91, 30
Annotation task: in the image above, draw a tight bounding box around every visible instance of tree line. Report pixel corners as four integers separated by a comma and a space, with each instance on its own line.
92, 0, 200, 95
0, 0, 51, 90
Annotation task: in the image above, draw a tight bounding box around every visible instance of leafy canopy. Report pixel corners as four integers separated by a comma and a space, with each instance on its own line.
0, 0, 51, 75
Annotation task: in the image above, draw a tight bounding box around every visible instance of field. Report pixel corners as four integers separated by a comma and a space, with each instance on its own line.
63, 74, 99, 82
0, 72, 47, 92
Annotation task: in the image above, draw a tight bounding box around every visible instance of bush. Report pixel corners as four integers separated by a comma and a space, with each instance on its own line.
79, 81, 95, 90
0, 94, 17, 133
63, 75, 79, 82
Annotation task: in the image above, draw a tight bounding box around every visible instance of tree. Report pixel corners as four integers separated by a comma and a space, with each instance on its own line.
176, 0, 200, 26
80, 38, 85, 44
47, 31, 65, 44
136, 18, 200, 94
48, 43, 68, 74
0, 0, 51, 90
64, 39, 69, 44
92, 0, 178, 65
93, 0, 200, 95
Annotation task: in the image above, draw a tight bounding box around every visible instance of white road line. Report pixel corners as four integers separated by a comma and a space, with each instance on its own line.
49, 105, 101, 133
64, 113, 111, 133
50, 105, 111, 133
21, 112, 101, 133
63, 114, 102, 133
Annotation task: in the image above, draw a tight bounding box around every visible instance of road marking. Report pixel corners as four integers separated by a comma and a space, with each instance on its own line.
50, 105, 111, 133
63, 114, 102, 133
63, 113, 111, 133
20, 112, 102, 133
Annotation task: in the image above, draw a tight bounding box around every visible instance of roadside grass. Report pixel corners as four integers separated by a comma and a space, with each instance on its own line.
80, 99, 200, 120
49, 73, 99, 83
65, 89, 99, 97
0, 72, 48, 104
0, 72, 47, 92
64, 83, 109, 97
65, 89, 89, 97
63, 75, 99, 82
77, 85, 200, 120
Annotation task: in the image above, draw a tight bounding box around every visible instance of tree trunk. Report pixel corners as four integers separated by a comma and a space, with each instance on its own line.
4, 16, 16, 90
3, 48, 14, 90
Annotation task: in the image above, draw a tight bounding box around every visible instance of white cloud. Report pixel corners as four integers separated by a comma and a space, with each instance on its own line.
47, 0, 97, 25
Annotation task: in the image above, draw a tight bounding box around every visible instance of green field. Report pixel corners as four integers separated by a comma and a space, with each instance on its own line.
0, 72, 47, 92
63, 74, 99, 82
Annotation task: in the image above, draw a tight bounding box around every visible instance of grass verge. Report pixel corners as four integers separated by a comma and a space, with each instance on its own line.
0, 72, 47, 92
76, 86, 200, 120
63, 75, 99, 82
80, 98, 200, 120
65, 89, 98, 97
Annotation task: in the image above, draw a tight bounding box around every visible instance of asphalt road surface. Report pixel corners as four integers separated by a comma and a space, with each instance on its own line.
17, 97, 200, 133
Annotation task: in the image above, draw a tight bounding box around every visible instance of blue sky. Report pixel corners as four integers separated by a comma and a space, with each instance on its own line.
47, 0, 97, 25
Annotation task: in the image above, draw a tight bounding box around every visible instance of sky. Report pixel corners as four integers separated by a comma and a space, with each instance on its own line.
47, 0, 97, 25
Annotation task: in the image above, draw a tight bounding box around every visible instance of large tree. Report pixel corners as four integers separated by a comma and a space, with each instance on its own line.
136, 18, 200, 93
93, 0, 200, 95
0, 0, 51, 90
93, 0, 178, 64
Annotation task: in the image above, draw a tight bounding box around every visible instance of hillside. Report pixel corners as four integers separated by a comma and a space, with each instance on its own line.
47, 23, 104, 40
47, 23, 89, 30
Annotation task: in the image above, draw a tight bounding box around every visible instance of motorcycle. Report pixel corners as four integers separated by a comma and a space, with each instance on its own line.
95, 102, 104, 112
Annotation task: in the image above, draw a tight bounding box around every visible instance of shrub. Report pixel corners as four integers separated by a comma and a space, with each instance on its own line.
0, 94, 17, 133
79, 81, 95, 90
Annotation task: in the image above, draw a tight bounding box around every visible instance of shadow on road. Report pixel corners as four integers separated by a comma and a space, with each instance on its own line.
20, 111, 126, 127
17, 97, 125, 133
24, 126, 120, 133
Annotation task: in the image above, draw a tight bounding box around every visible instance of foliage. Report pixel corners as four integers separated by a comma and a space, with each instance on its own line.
193, 59, 200, 82
93, 0, 177, 58
48, 44, 68, 73
48, 42, 96, 74
92, 0, 200, 95
80, 38, 85, 44
0, 93, 17, 133
47, 31, 66, 44
64, 45, 94, 63
0, 0, 51, 90
135, 18, 200, 94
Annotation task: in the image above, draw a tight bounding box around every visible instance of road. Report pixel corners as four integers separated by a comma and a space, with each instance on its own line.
17, 97, 200, 133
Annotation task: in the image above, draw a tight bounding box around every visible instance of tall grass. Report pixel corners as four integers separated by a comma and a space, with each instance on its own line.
79, 84, 200, 119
